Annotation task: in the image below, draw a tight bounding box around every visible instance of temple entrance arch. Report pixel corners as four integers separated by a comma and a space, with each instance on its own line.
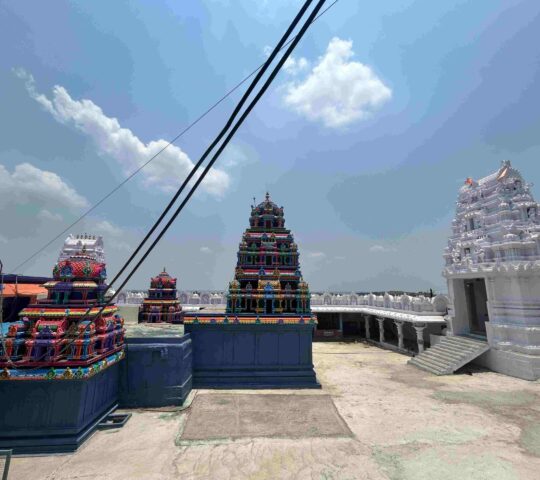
464, 278, 489, 335
452, 277, 489, 336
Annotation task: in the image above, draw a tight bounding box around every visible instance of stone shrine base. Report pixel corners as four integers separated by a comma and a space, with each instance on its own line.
475, 347, 540, 381
0, 361, 121, 454
185, 323, 319, 389
119, 336, 192, 408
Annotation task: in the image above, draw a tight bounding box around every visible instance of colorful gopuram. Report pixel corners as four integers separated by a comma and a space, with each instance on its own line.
184, 193, 318, 388
0, 245, 125, 380
225, 192, 313, 321
138, 268, 184, 324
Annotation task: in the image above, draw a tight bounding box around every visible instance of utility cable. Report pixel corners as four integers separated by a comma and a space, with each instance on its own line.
105, 0, 315, 291
14, 0, 328, 368
100, 0, 328, 312
8, 0, 339, 275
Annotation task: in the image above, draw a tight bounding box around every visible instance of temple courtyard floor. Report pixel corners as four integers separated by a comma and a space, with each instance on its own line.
9, 340, 540, 480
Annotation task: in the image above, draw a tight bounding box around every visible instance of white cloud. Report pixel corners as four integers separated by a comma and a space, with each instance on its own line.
0, 162, 88, 210
308, 251, 326, 258
37, 209, 63, 222
369, 244, 397, 253
263, 45, 273, 58
200, 246, 212, 254
16, 69, 230, 197
283, 55, 309, 75
283, 37, 392, 128
94, 220, 123, 237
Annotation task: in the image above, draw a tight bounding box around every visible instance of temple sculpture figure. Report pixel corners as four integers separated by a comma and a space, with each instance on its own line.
138, 268, 184, 324
442, 160, 540, 379
0, 243, 125, 379
184, 193, 318, 388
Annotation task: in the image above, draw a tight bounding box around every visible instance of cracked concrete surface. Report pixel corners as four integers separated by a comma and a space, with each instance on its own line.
8, 341, 540, 479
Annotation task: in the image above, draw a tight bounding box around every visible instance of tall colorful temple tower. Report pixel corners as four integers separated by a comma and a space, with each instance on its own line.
226, 192, 312, 319
138, 268, 184, 324
184, 193, 318, 388
0, 245, 125, 379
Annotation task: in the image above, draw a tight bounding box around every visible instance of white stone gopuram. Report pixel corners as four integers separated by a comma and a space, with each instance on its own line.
58, 234, 106, 264
443, 160, 540, 379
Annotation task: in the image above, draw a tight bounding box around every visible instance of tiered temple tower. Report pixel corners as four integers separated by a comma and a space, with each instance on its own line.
184, 193, 318, 388
59, 233, 105, 263
443, 160, 540, 379
0, 245, 125, 379
226, 192, 311, 319
138, 268, 184, 324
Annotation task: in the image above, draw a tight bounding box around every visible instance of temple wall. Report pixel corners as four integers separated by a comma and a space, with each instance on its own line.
185, 324, 319, 388
119, 336, 192, 408
0, 361, 120, 454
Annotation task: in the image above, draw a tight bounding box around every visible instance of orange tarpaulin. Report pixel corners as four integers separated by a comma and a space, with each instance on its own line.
1, 283, 47, 298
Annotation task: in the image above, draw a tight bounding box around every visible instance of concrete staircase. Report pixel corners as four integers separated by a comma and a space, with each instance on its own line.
408, 335, 490, 375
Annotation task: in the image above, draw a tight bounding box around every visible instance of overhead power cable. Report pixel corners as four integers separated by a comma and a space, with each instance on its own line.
101, 0, 328, 310
21, 0, 329, 367
8, 0, 339, 275
105, 0, 316, 291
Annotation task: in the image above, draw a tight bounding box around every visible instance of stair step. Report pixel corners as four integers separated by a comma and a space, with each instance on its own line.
439, 339, 480, 350
413, 353, 450, 370
428, 349, 463, 363
409, 357, 448, 375
410, 362, 442, 375
443, 336, 488, 348
436, 343, 478, 356
409, 334, 490, 376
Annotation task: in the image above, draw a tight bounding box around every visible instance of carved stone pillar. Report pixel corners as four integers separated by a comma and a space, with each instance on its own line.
414, 323, 427, 353
394, 320, 405, 350
364, 315, 370, 340
377, 317, 385, 343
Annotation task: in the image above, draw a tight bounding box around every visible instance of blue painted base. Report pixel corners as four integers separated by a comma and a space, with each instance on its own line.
185, 324, 320, 389
0, 361, 121, 454
119, 336, 193, 408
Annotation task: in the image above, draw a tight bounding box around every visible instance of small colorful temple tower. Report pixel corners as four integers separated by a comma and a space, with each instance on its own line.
443, 161, 540, 380
138, 268, 184, 324
0, 244, 125, 379
0, 236, 125, 453
184, 193, 318, 388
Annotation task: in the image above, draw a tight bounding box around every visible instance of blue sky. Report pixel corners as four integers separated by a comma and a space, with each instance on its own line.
1, 0, 539, 292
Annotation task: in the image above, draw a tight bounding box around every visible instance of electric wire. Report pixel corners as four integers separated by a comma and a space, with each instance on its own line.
99, 0, 328, 312
11, 0, 329, 369
8, 0, 339, 275
105, 0, 315, 291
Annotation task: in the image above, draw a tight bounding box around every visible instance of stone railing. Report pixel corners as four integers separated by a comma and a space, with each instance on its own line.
117, 290, 450, 313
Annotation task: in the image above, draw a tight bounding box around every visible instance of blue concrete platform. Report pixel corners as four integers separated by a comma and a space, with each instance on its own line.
0, 361, 121, 454
119, 335, 193, 408
185, 324, 320, 388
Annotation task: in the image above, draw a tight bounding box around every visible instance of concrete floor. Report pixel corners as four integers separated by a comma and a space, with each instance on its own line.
8, 341, 540, 480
